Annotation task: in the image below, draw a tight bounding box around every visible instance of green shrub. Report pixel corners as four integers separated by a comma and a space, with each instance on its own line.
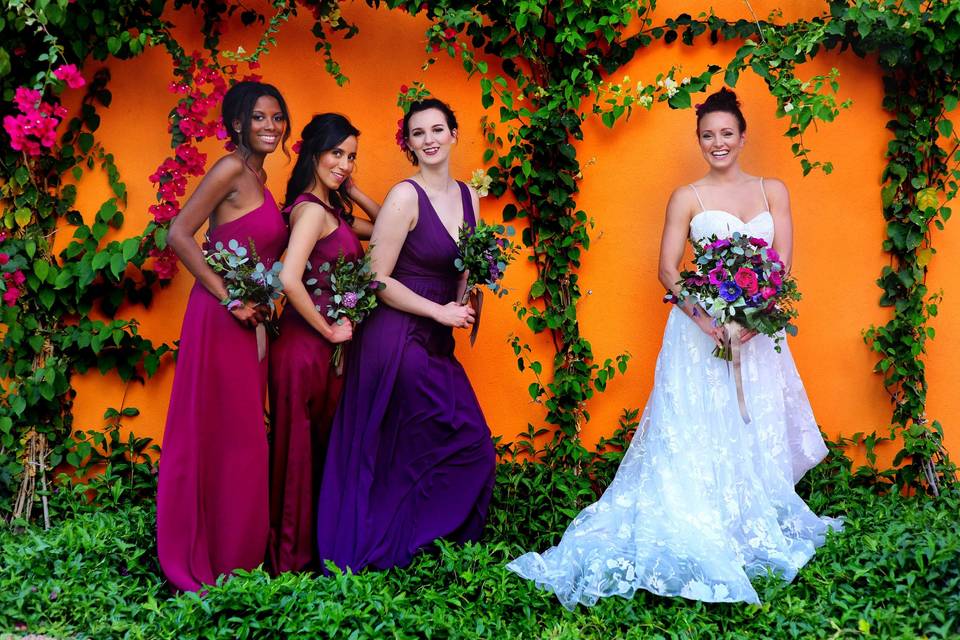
1, 443, 958, 639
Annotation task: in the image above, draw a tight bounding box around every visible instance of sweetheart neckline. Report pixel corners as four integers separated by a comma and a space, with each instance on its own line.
691, 209, 772, 226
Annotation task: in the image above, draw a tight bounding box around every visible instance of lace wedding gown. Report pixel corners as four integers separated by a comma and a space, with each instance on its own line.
506, 183, 842, 607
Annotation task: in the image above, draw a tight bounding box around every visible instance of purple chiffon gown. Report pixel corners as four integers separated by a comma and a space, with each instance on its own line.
316, 179, 496, 572
157, 187, 287, 592
267, 194, 362, 574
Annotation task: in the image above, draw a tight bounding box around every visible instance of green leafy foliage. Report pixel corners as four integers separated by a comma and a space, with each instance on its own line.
0, 443, 957, 639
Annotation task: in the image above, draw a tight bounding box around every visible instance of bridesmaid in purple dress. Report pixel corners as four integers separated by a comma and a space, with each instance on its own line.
316, 98, 497, 572
157, 81, 290, 592
267, 113, 381, 574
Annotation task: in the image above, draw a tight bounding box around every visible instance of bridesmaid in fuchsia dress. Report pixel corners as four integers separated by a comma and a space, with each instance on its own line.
266, 113, 380, 574
157, 82, 290, 592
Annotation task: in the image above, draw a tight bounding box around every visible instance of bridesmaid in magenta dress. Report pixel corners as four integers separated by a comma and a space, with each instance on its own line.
267, 113, 381, 574
316, 98, 496, 572
157, 81, 290, 592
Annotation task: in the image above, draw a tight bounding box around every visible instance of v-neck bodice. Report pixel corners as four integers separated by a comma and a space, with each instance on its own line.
391, 179, 475, 286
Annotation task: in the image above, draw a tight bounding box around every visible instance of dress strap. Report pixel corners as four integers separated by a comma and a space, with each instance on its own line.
456, 181, 476, 228
689, 184, 706, 212
759, 177, 770, 211
282, 192, 340, 224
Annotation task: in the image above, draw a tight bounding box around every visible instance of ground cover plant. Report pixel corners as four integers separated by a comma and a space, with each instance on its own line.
1, 434, 957, 640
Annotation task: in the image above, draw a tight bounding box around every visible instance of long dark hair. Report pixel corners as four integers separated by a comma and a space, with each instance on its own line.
283, 113, 360, 215
695, 87, 747, 134
221, 80, 292, 158
401, 98, 458, 166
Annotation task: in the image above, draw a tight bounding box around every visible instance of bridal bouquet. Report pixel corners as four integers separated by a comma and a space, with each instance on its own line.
204, 238, 285, 361
205, 238, 285, 311
315, 251, 385, 374
669, 231, 800, 357
455, 220, 518, 344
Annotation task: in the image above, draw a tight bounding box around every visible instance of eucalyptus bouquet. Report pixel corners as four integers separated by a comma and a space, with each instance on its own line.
315, 251, 385, 374
205, 238, 285, 311
204, 237, 284, 361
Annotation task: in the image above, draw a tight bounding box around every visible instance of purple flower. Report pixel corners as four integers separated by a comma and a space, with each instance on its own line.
342, 291, 358, 309
708, 262, 728, 286
369, 281, 381, 290
708, 238, 731, 251
719, 280, 743, 302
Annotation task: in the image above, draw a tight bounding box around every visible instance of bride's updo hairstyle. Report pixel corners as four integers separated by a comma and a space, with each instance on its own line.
696, 87, 747, 134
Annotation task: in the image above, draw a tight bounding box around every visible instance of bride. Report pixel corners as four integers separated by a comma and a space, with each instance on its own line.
506, 88, 842, 607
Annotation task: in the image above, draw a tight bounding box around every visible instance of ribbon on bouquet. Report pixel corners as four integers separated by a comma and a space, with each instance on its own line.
724, 321, 751, 424
256, 324, 267, 363
459, 286, 484, 346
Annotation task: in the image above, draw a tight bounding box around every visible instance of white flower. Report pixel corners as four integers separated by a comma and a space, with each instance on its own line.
667, 87, 679, 98
663, 77, 678, 90
639, 95, 653, 108
681, 76, 691, 85
903, 20, 910, 29
635, 81, 644, 93
469, 168, 492, 198
783, 102, 794, 113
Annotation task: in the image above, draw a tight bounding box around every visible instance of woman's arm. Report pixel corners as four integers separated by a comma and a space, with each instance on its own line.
344, 182, 381, 240
278, 204, 353, 344
764, 178, 794, 272
369, 183, 475, 328
658, 186, 723, 346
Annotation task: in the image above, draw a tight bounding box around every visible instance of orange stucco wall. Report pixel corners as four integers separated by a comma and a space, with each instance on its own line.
66, 1, 959, 462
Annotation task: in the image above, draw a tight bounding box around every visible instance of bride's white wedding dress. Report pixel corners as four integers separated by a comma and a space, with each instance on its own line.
506, 181, 842, 607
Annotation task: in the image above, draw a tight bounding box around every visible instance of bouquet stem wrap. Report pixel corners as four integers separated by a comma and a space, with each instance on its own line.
459, 286, 484, 346
721, 321, 751, 424
256, 324, 267, 363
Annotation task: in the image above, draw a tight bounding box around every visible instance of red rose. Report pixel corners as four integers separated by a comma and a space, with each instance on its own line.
734, 267, 759, 296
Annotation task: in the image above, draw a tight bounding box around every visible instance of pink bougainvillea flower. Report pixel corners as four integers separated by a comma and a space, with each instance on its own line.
0, 253, 9, 265
443, 27, 456, 40
53, 64, 86, 89
734, 267, 759, 296
13, 87, 42, 112
2, 286, 19, 307
149, 202, 179, 223
149, 247, 179, 280
10, 270, 25, 286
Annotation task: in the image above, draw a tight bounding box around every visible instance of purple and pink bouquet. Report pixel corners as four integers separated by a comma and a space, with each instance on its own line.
668, 231, 801, 359
455, 220, 518, 304
315, 251, 385, 373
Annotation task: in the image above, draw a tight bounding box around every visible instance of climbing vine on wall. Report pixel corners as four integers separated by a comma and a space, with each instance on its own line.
0, 0, 956, 526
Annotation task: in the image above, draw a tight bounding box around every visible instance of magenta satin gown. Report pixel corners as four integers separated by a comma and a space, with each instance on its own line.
156, 187, 287, 592
316, 179, 497, 573
267, 193, 362, 574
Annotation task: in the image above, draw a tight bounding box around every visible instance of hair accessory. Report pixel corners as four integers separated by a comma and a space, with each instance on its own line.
291, 139, 303, 154
395, 118, 408, 152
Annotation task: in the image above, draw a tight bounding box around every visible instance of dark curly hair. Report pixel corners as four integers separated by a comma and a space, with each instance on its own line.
401, 98, 458, 166
696, 87, 747, 134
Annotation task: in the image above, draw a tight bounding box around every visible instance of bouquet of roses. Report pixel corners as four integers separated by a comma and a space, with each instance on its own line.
205, 238, 284, 361
315, 251, 385, 374
455, 220, 519, 344
667, 232, 801, 423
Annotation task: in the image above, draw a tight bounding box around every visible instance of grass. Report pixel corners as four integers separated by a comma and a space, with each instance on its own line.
0, 448, 958, 639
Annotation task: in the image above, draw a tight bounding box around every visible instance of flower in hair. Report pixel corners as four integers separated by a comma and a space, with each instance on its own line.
395, 118, 408, 152
292, 139, 303, 154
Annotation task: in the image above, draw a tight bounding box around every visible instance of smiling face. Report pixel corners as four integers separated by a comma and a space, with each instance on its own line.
239, 95, 286, 155
406, 108, 457, 166
314, 135, 358, 194
697, 111, 745, 170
